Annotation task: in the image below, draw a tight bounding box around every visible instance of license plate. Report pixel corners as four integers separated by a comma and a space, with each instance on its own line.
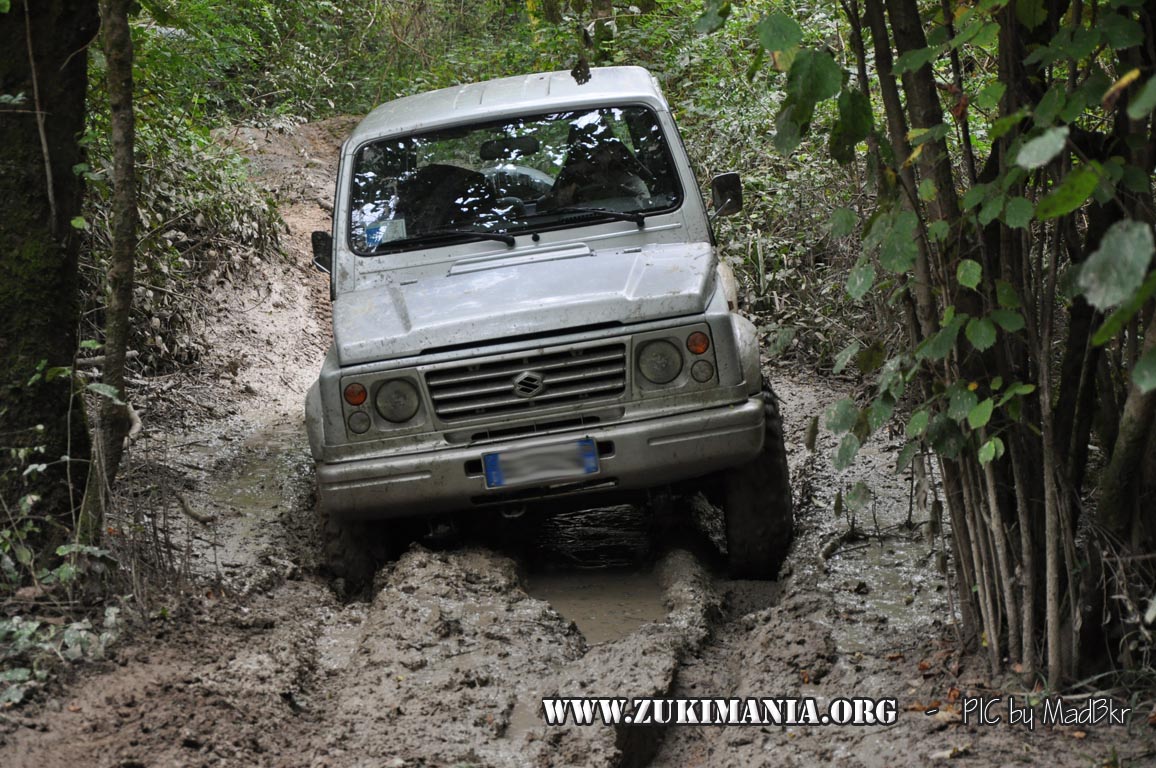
483, 438, 599, 489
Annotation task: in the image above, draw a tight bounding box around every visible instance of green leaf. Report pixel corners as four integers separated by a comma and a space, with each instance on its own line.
1122, 165, 1151, 194
1127, 76, 1156, 120
990, 309, 1025, 332
1077, 219, 1155, 310
895, 46, 940, 74
773, 105, 803, 154
962, 184, 990, 211
968, 398, 994, 429
966, 317, 997, 351
830, 88, 874, 164
1015, 126, 1069, 168
917, 314, 966, 361
765, 326, 797, 358
867, 396, 895, 431
786, 48, 843, 122
845, 481, 872, 511
918, 178, 937, 201
846, 259, 875, 300
996, 382, 1036, 407
927, 220, 949, 242
79, 339, 102, 350
757, 12, 802, 51
14, 544, 32, 565
1093, 270, 1156, 345
866, 209, 919, 273
1133, 349, 1156, 393
928, 414, 967, 459
979, 194, 1005, 226
990, 109, 1027, 140
948, 384, 979, 421
997, 279, 1022, 308
86, 382, 125, 405
957, 259, 982, 290
825, 397, 859, 434
1015, 0, 1047, 28
896, 441, 920, 473
856, 341, 887, 374
1035, 162, 1101, 220
906, 409, 930, 438
830, 207, 857, 237
1033, 85, 1067, 127
978, 436, 1006, 464
909, 124, 951, 146
976, 83, 1006, 111
0, 0, 9, 12
694, 1, 732, 34
834, 433, 861, 469
1004, 196, 1034, 229
70, 216, 88, 230
1100, 13, 1144, 49
833, 342, 861, 375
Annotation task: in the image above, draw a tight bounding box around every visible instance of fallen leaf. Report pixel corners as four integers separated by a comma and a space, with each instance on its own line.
1070, 730, 1087, 739
947, 686, 961, 703
67, 703, 81, 713
930, 744, 970, 760
887, 653, 906, 662
919, 660, 933, 672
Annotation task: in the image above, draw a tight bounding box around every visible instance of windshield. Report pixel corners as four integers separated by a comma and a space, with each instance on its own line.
348, 106, 682, 254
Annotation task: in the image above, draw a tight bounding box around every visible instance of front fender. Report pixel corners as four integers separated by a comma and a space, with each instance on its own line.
305, 380, 325, 462
730, 313, 762, 396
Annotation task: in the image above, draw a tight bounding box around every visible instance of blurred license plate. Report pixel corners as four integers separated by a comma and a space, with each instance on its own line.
483, 438, 599, 488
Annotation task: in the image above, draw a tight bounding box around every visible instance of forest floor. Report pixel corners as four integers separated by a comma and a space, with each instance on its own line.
2, 119, 1154, 767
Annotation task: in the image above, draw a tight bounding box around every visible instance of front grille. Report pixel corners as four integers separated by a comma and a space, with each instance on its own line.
425, 342, 627, 423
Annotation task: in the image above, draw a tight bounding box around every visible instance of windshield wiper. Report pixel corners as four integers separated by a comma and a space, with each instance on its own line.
543, 206, 647, 227
374, 226, 516, 251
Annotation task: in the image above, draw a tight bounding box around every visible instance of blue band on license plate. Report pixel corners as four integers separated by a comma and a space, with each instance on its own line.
483, 438, 599, 489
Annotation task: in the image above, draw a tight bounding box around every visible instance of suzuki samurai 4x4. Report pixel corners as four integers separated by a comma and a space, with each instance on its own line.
307, 66, 792, 586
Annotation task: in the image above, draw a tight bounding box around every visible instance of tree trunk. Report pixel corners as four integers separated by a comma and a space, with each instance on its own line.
79, 0, 138, 543
0, 1, 99, 559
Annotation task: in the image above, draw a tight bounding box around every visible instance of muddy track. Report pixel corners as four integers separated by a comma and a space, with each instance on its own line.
2, 120, 1154, 768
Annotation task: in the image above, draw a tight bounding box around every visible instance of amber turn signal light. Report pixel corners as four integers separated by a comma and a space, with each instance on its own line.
686, 332, 710, 355
343, 382, 368, 406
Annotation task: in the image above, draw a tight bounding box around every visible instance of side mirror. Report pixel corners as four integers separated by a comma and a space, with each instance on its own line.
710, 172, 743, 218
311, 231, 333, 273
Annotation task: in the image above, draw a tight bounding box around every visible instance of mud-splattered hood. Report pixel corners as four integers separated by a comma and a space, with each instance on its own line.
332, 242, 715, 366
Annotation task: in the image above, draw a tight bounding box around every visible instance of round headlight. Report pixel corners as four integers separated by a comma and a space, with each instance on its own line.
374, 379, 421, 423
638, 340, 683, 385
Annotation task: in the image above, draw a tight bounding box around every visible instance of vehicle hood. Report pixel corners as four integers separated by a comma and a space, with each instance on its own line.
333, 242, 715, 366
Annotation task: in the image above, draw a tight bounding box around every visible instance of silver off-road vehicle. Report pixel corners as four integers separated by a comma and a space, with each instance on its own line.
307, 66, 792, 584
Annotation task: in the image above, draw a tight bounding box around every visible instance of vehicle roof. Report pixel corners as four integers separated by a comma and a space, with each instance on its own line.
348, 66, 669, 144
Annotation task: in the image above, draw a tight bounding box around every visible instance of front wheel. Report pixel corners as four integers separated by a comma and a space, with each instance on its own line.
717, 381, 794, 579
321, 512, 377, 596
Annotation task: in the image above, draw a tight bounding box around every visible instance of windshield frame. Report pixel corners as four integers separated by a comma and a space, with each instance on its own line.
344, 102, 685, 257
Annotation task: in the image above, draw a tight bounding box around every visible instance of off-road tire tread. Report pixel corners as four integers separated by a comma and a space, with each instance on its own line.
722, 381, 794, 579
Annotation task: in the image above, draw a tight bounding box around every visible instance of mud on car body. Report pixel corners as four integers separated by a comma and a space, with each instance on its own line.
307, 66, 792, 585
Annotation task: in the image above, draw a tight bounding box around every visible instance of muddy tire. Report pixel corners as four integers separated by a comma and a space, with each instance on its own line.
322, 512, 377, 594
718, 381, 794, 579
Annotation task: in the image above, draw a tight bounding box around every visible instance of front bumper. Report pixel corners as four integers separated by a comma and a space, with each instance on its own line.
316, 397, 764, 519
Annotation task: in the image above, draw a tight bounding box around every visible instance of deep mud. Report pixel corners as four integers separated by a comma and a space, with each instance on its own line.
3, 119, 1155, 767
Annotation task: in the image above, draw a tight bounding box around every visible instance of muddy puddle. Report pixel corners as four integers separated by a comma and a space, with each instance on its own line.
525, 568, 667, 645
517, 502, 670, 645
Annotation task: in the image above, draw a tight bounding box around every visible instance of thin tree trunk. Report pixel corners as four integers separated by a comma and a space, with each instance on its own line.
79, 0, 137, 542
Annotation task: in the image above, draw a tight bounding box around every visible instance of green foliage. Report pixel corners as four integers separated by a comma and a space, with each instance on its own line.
756, 11, 802, 51
1078, 220, 1155, 311
1015, 126, 1068, 168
